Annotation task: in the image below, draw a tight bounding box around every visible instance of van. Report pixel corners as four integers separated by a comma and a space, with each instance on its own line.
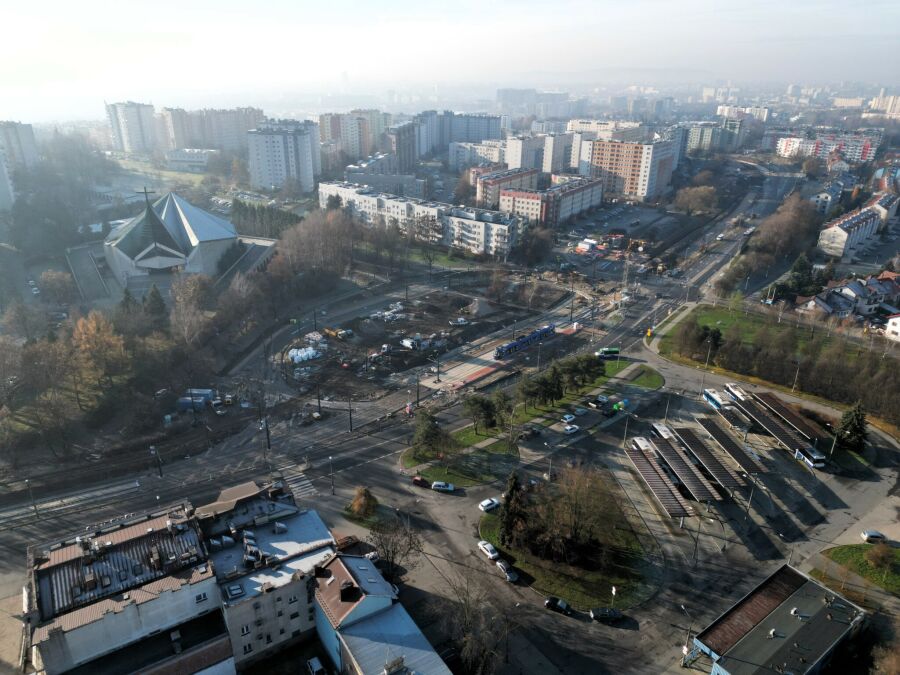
716, 234, 725, 241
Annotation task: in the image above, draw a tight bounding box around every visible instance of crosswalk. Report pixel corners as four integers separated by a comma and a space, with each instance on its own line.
281, 470, 318, 501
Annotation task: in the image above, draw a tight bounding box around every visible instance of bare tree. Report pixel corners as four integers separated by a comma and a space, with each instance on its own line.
367, 513, 423, 582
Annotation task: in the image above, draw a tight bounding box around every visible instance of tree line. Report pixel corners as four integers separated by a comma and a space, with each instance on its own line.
673, 317, 900, 427
230, 199, 301, 238
716, 194, 822, 296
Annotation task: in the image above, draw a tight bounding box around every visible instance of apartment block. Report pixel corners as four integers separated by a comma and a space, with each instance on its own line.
506, 136, 545, 170
345, 154, 425, 198
498, 177, 603, 228
776, 128, 883, 163
566, 120, 647, 142
817, 193, 898, 259
542, 133, 574, 173
449, 140, 506, 170
716, 105, 770, 122
586, 139, 675, 200
248, 120, 321, 192
474, 167, 539, 208
106, 101, 157, 153
413, 111, 502, 156
319, 113, 372, 160
154, 107, 265, 152
387, 122, 418, 173
0, 121, 39, 168
318, 182, 522, 257
0, 148, 17, 210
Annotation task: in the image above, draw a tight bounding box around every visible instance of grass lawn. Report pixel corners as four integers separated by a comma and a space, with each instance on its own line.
824, 544, 900, 596
452, 425, 497, 447
657, 304, 838, 359
629, 365, 664, 390
480, 512, 648, 610
341, 503, 393, 529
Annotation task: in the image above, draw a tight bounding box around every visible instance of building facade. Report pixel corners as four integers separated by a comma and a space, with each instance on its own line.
0, 121, 39, 168
498, 177, 603, 228
474, 167, 539, 208
585, 139, 674, 200
319, 113, 372, 160
566, 120, 647, 142
506, 136, 545, 171
106, 101, 157, 153
776, 129, 882, 163
542, 133, 574, 173
0, 147, 16, 210
318, 182, 522, 257
816, 193, 897, 259
247, 120, 322, 192
448, 140, 506, 170
387, 122, 418, 173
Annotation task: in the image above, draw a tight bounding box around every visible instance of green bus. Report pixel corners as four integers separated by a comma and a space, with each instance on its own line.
595, 347, 620, 360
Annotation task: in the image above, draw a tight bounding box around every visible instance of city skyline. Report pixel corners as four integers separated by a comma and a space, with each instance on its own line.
2, 0, 899, 122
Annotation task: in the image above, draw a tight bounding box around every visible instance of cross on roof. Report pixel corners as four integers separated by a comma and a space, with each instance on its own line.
136, 186, 157, 206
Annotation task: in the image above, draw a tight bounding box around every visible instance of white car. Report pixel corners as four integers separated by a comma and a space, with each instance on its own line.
861, 530, 886, 543
431, 481, 455, 493
561, 414, 576, 424
478, 497, 501, 512
478, 540, 500, 560
496, 559, 519, 583
563, 424, 580, 435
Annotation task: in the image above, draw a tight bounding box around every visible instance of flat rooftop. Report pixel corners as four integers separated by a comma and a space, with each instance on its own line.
696, 566, 865, 675
208, 507, 334, 603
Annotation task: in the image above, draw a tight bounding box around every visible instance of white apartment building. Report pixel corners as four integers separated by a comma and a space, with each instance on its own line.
716, 105, 770, 122
776, 129, 882, 163
542, 133, 574, 173
0, 121, 39, 168
248, 121, 321, 193
318, 182, 521, 257
566, 120, 647, 141
319, 113, 371, 160
506, 136, 545, 170
448, 140, 506, 170
817, 194, 897, 260
106, 101, 157, 153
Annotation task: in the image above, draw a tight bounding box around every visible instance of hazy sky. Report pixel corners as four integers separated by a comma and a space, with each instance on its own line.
2, 0, 898, 122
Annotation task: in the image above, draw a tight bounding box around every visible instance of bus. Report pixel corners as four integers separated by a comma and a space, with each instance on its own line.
724, 383, 750, 402
494, 324, 556, 360
595, 347, 620, 360
650, 423, 677, 443
795, 448, 825, 470
703, 389, 728, 410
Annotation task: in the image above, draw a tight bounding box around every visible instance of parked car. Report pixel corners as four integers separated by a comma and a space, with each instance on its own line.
478, 497, 501, 512
590, 607, 624, 623
544, 596, 572, 615
861, 530, 886, 543
573, 407, 588, 416
496, 559, 519, 583
561, 414, 576, 424
595, 395, 609, 404
478, 540, 500, 560
518, 426, 540, 440
364, 550, 380, 563
563, 424, 580, 435
412, 476, 431, 488
431, 481, 455, 493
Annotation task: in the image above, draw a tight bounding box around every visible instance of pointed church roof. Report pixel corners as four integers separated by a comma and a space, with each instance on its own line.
106, 192, 237, 261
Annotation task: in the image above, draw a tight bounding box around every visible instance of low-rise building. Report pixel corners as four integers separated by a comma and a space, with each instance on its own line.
776, 129, 883, 163
345, 153, 425, 198
809, 179, 844, 215
885, 313, 900, 341
689, 565, 865, 675
475, 167, 539, 208
165, 148, 219, 173
498, 176, 603, 228
315, 555, 451, 675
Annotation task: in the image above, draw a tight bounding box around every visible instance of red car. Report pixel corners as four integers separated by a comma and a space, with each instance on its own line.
412, 476, 431, 488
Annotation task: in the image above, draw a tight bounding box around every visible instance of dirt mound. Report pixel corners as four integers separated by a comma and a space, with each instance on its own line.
466, 298, 496, 317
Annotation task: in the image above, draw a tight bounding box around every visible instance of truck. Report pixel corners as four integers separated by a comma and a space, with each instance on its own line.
185, 388, 215, 403
177, 396, 207, 412
324, 327, 354, 340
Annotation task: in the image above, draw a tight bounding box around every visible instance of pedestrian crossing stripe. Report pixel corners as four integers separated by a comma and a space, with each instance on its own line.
282, 472, 317, 499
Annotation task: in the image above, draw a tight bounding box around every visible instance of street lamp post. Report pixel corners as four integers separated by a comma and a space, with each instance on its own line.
698, 338, 713, 397
537, 342, 543, 371
348, 396, 353, 432
25, 479, 37, 516
329, 456, 335, 495
680, 604, 694, 667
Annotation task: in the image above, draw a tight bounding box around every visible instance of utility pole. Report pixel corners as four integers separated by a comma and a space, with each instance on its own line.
150, 446, 163, 478
537, 342, 543, 371
680, 605, 694, 667
698, 338, 713, 397
348, 396, 353, 432
569, 275, 575, 322
415, 371, 420, 407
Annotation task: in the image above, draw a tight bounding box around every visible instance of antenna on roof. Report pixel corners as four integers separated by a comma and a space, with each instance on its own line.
137, 186, 157, 207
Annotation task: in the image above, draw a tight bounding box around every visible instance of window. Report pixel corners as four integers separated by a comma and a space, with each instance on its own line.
290, 612, 300, 620
288, 595, 299, 604
243, 644, 253, 655
241, 625, 251, 636
277, 610, 283, 617
195, 592, 208, 603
